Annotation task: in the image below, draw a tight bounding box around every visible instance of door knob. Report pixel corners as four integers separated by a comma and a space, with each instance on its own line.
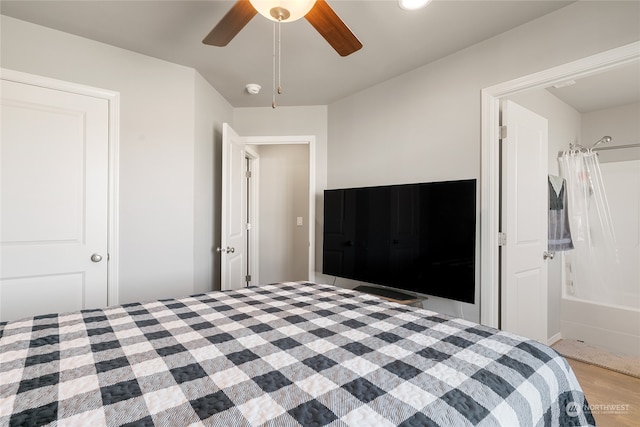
91, 253, 103, 263
216, 247, 235, 254
543, 251, 555, 260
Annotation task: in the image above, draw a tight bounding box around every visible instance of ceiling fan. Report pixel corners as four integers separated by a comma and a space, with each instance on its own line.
203, 0, 362, 57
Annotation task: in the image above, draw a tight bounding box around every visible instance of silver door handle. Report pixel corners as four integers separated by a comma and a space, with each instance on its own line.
216, 247, 235, 254
543, 251, 555, 260
91, 253, 103, 263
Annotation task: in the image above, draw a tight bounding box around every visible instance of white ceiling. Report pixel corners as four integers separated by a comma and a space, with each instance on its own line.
1, 0, 637, 111
547, 61, 640, 113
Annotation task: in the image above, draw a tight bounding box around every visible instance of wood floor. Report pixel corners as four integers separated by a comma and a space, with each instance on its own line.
567, 358, 640, 427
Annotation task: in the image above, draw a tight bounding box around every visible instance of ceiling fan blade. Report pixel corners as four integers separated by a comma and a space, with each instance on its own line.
203, 1, 257, 46
305, 0, 362, 57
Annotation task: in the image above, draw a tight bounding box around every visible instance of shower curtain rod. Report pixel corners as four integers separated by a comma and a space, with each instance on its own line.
592, 143, 640, 151
557, 143, 640, 158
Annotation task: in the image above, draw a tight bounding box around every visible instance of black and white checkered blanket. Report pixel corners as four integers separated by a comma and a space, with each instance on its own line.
1, 282, 595, 426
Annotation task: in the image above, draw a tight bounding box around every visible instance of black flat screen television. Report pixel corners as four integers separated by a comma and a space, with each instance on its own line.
322, 179, 476, 303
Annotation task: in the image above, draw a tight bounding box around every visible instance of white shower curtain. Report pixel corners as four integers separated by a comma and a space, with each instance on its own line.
559, 149, 620, 303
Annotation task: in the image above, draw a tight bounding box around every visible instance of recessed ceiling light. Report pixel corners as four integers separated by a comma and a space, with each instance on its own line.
398, 0, 431, 11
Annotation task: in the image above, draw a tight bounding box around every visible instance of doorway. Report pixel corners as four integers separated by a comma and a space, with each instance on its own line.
246, 143, 311, 285
244, 136, 316, 285
479, 41, 640, 330
220, 125, 316, 290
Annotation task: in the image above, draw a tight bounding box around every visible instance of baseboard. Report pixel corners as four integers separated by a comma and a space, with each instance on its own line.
547, 332, 562, 347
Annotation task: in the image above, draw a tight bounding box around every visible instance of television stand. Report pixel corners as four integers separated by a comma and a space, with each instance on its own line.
354, 285, 424, 307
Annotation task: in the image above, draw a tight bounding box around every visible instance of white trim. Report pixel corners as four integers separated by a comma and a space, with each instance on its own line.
547, 332, 562, 347
1, 68, 121, 306
244, 135, 315, 146
244, 135, 317, 282
245, 147, 260, 287
108, 94, 120, 306
479, 41, 640, 328
480, 93, 501, 328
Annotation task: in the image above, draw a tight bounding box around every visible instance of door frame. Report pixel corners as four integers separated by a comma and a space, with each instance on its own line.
479, 41, 640, 328
1, 68, 120, 305
244, 135, 316, 282
245, 147, 260, 286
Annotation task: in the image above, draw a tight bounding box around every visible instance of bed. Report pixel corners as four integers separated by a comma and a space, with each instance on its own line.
1, 281, 595, 426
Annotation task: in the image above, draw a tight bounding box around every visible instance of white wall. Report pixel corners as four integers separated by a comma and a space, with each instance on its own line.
2, 0, 639, 320
194, 73, 234, 293
582, 102, 640, 163
509, 91, 582, 175
1, 16, 233, 302
325, 1, 640, 321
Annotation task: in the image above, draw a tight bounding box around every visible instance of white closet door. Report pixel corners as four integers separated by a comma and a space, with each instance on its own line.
1, 79, 109, 321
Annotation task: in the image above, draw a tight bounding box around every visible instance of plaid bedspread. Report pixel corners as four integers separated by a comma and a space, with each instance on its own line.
1, 282, 595, 426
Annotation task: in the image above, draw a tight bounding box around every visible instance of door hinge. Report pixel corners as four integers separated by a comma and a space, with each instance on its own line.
500, 126, 507, 139
498, 232, 507, 246
245, 170, 252, 178
245, 274, 252, 282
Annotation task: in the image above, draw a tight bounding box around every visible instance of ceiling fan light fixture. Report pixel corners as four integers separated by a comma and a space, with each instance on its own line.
398, 0, 431, 11
249, 0, 317, 22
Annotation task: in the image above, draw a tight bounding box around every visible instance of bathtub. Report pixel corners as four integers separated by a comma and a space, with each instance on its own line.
560, 159, 640, 357
561, 294, 640, 357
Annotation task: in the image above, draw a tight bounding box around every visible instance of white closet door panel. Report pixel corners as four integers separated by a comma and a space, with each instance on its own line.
1, 79, 109, 321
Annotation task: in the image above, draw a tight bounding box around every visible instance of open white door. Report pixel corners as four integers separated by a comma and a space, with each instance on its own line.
1, 78, 109, 321
500, 100, 549, 342
220, 123, 247, 291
